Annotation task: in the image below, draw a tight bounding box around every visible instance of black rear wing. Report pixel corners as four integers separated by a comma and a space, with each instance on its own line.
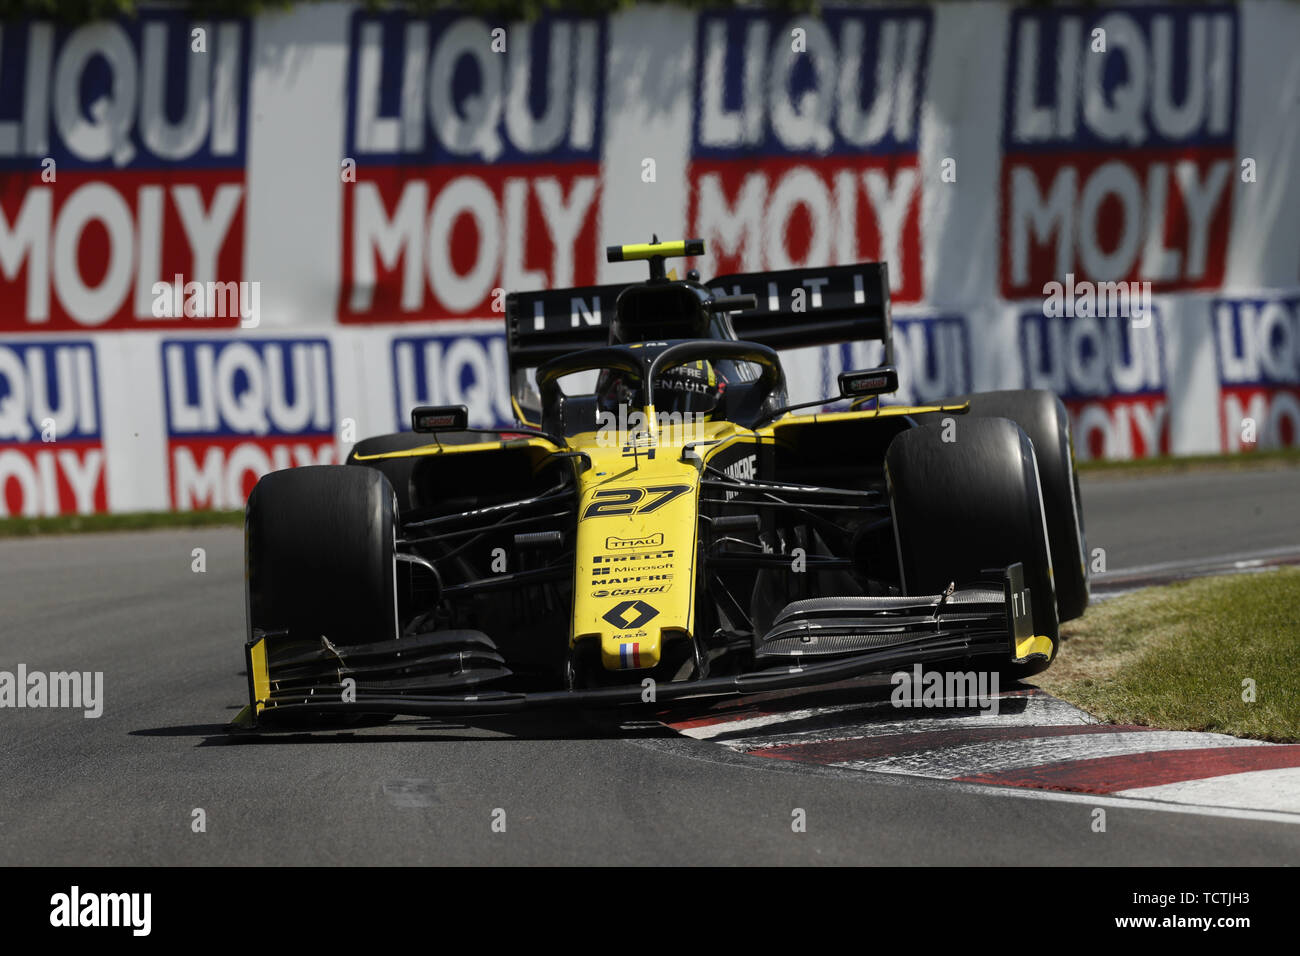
711, 263, 892, 359
505, 263, 893, 372
506, 282, 629, 370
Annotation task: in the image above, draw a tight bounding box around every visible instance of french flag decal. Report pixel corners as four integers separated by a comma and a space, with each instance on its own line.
619, 642, 642, 669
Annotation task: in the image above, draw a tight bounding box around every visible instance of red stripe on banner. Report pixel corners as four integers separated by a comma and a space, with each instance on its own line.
751, 724, 1150, 764
955, 745, 1300, 794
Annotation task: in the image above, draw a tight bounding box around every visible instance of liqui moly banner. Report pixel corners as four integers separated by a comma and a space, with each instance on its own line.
339, 12, 605, 323
0, 13, 251, 331
1213, 295, 1300, 451
687, 7, 929, 301
161, 338, 336, 510
0, 341, 105, 515
391, 329, 514, 428
1000, 5, 1237, 299
0, 2, 1298, 514
1021, 308, 1169, 460
817, 315, 970, 406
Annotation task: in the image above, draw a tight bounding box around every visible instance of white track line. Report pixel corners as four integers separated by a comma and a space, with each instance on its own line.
947, 778, 1300, 825
1113, 767, 1300, 814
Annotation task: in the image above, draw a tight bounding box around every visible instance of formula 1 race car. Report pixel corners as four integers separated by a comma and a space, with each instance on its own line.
235, 239, 1088, 726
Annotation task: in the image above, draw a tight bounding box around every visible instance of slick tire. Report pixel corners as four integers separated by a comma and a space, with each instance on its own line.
247, 465, 399, 646
886, 417, 1058, 679
945, 390, 1089, 622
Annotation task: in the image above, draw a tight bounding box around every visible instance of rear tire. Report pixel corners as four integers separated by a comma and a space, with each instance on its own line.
247, 465, 399, 646
886, 417, 1058, 678
946, 390, 1089, 622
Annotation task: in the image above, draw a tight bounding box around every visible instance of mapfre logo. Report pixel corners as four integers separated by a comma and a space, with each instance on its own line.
606, 533, 664, 550
0, 342, 105, 515
162, 338, 336, 510
1001, 6, 1236, 298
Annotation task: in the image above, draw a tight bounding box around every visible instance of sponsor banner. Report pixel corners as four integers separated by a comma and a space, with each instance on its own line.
1213, 294, 1300, 450
0, 340, 106, 515
161, 338, 336, 510
339, 11, 605, 323
1021, 308, 1168, 460
688, 7, 929, 300
819, 315, 970, 406
0, 14, 251, 331
3, 1, 1299, 514
390, 328, 513, 429
1000, 5, 1237, 299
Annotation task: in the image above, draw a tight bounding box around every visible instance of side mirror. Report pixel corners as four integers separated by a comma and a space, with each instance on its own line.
411, 404, 469, 433
838, 366, 899, 399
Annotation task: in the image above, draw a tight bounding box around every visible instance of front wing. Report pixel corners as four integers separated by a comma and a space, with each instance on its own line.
233, 565, 1044, 728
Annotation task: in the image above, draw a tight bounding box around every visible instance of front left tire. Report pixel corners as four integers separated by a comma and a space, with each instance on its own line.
246, 465, 399, 646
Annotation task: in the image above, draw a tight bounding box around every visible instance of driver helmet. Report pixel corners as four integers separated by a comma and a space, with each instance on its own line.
653, 360, 724, 418
595, 358, 727, 421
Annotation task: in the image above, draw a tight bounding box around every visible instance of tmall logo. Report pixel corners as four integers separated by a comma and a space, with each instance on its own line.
391, 331, 513, 429
1001, 6, 1237, 298
0, 342, 105, 516
0, 14, 251, 330
340, 12, 605, 321
1021, 309, 1168, 460
162, 338, 336, 510
688, 8, 930, 301
1213, 296, 1300, 451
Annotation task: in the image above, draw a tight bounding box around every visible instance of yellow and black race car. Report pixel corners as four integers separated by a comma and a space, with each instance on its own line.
235, 239, 1088, 726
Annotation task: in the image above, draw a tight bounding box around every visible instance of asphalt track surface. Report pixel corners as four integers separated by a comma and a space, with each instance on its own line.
1, 467, 1297, 865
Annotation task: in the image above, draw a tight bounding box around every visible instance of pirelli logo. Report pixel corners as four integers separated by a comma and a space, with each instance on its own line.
605, 533, 664, 550
593, 551, 674, 564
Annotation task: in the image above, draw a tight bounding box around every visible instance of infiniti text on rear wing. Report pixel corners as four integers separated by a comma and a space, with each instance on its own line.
505, 262, 893, 371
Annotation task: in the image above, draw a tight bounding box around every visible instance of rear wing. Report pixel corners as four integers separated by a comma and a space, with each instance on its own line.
711, 263, 892, 360
504, 262, 893, 371
505, 282, 629, 370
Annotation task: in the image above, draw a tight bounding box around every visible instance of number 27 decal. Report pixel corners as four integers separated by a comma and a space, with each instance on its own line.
582, 484, 691, 518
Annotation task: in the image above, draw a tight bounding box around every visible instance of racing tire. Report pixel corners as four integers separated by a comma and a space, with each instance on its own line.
247, 465, 399, 646
886, 417, 1058, 679
946, 390, 1089, 622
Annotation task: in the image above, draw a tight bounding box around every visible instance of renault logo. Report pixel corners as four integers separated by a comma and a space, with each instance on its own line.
601, 600, 659, 630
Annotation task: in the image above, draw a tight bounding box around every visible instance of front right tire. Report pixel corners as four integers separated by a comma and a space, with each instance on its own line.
886, 417, 1058, 677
